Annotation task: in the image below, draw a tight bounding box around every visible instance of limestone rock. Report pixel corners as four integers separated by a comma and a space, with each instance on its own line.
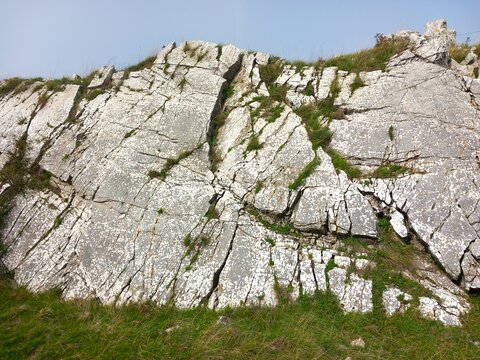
0, 21, 477, 328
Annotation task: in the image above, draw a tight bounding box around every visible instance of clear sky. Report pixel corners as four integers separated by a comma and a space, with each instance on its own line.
1, 0, 478, 79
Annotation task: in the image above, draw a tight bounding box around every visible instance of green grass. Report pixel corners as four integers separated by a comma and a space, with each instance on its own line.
2, 216, 480, 358
246, 134, 263, 152
326, 148, 362, 179
318, 38, 410, 72
449, 43, 480, 63
288, 157, 320, 190
350, 73, 365, 93
124, 55, 157, 73
294, 104, 333, 150
259, 60, 283, 86
1, 276, 479, 359
372, 164, 409, 178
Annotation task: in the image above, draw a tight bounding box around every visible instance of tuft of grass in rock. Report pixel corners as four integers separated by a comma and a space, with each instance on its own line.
388, 125, 394, 141
124, 55, 157, 73
304, 82, 315, 96
149, 149, 196, 181
319, 38, 410, 72
288, 157, 320, 190
326, 148, 362, 179
246, 134, 263, 152
372, 163, 409, 178
205, 203, 219, 220
222, 84, 234, 103
350, 73, 365, 93
84, 88, 103, 101
265, 237, 276, 247
294, 104, 333, 150
123, 129, 136, 139
259, 60, 283, 86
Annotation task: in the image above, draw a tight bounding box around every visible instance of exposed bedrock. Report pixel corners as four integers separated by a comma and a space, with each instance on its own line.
0, 20, 478, 326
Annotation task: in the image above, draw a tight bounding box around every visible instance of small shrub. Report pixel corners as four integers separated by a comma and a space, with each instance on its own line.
53, 216, 63, 229
157, 208, 164, 215
62, 154, 69, 160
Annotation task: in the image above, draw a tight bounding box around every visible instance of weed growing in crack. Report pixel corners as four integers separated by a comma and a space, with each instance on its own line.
205, 203, 219, 220
265, 237, 276, 247
123, 129, 136, 139
388, 125, 395, 141
350, 73, 365, 93
326, 148, 362, 179
245, 134, 263, 152
259, 60, 283, 86
372, 163, 409, 178
288, 157, 320, 190
255, 181, 264, 194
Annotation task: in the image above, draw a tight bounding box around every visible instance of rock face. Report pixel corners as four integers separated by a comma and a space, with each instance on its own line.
0, 20, 478, 326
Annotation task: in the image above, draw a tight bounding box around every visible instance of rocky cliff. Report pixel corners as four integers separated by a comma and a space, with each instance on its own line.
0, 20, 478, 326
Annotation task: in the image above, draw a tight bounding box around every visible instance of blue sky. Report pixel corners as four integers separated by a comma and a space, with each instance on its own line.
1, 0, 478, 79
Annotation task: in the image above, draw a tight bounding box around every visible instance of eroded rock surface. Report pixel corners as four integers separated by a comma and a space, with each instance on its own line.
0, 20, 478, 326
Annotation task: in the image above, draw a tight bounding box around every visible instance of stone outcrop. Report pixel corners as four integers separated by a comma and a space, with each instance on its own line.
0, 20, 478, 326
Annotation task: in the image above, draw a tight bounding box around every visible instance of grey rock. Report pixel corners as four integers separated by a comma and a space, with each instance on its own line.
350, 337, 365, 348
87, 65, 115, 88
382, 287, 412, 316
0, 21, 476, 327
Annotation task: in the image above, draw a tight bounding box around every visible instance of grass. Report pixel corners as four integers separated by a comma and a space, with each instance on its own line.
124, 55, 157, 73
294, 104, 333, 150
318, 38, 410, 72
388, 125, 395, 141
1, 215, 480, 359
326, 148, 362, 179
371, 164, 409, 178
350, 73, 365, 93
246, 134, 263, 152
288, 157, 320, 190
148, 149, 196, 181
449, 43, 480, 63
1, 270, 479, 359
259, 60, 283, 86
